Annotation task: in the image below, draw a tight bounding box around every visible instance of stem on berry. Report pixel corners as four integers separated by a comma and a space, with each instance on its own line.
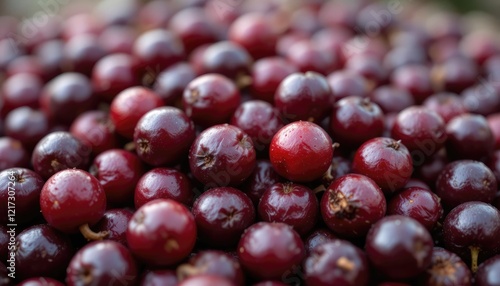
79, 223, 109, 241
312, 184, 326, 194
469, 246, 480, 273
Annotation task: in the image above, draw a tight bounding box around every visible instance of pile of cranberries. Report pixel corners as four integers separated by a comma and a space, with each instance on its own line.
2, 0, 500, 285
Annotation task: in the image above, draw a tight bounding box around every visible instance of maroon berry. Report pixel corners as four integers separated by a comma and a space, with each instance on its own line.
475, 255, 500, 286
352, 137, 413, 194
178, 275, 236, 286
200, 41, 252, 81
132, 29, 184, 72
0, 137, 30, 170
189, 124, 256, 188
240, 159, 283, 206
420, 247, 472, 286
304, 228, 337, 256
70, 110, 118, 156
423, 92, 466, 123
153, 63, 196, 106
321, 174, 386, 238
250, 57, 297, 102
93, 208, 133, 246
5, 107, 51, 150
391, 64, 434, 103
286, 40, 338, 75
1, 73, 42, 117
365, 215, 434, 280
192, 187, 255, 248
238, 222, 305, 280
63, 34, 107, 76
327, 70, 369, 102
270, 121, 333, 182
127, 199, 196, 267
369, 85, 415, 114
140, 270, 178, 286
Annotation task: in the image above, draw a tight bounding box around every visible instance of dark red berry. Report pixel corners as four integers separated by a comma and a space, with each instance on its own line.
240, 159, 283, 206
5, 107, 51, 150
140, 270, 178, 286
153, 63, 196, 106
132, 29, 184, 72
93, 208, 133, 246
250, 57, 297, 103
475, 255, 500, 286
0, 137, 30, 170
304, 228, 337, 256
419, 247, 472, 286
369, 85, 415, 114
327, 70, 369, 102
69, 110, 118, 156
200, 41, 252, 82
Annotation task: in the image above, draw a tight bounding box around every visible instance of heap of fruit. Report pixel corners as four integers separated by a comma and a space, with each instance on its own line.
2, 0, 500, 285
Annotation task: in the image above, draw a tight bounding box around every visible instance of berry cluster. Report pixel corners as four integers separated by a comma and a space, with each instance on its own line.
1, 0, 500, 285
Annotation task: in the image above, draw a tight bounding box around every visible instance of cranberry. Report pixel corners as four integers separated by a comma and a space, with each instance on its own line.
66, 240, 138, 286
460, 32, 498, 65
488, 113, 500, 149
31, 132, 91, 179
240, 159, 283, 206
5, 107, 51, 150
330, 96, 384, 147
153, 63, 196, 106
286, 40, 338, 75
270, 121, 333, 182
431, 57, 478, 94
133, 29, 184, 72
391, 64, 434, 103
183, 74, 241, 127
475, 255, 500, 286
140, 270, 178, 286
250, 57, 297, 103
352, 137, 413, 194
274, 71, 333, 123
355, 3, 395, 35
423, 92, 466, 123
488, 150, 500, 183
383, 45, 428, 73
258, 182, 318, 236
200, 41, 252, 82
321, 173, 386, 238
369, 85, 415, 114
98, 26, 137, 54
275, 33, 309, 57
461, 84, 500, 116
177, 275, 236, 286
91, 53, 141, 102
419, 247, 472, 286
168, 7, 219, 53
69, 110, 118, 156
391, 106, 447, 162
230, 100, 284, 153
33, 40, 65, 81
177, 250, 244, 285
238, 222, 305, 280
327, 70, 369, 102
0, 137, 30, 170
304, 239, 370, 286
15, 224, 74, 280
93, 208, 133, 246
63, 34, 107, 76
127, 199, 196, 267
344, 54, 388, 87
5, 56, 44, 79
110, 87, 164, 139
40, 169, 107, 240
414, 150, 448, 187
1, 73, 42, 116
192, 187, 255, 248
387, 187, 443, 231
61, 13, 103, 40
445, 114, 495, 161
0, 168, 44, 224
321, 155, 352, 187
90, 149, 143, 206
189, 124, 256, 188
228, 13, 279, 59
443, 202, 500, 272
365, 215, 434, 280
304, 228, 337, 256
436, 160, 497, 210
40, 72, 97, 125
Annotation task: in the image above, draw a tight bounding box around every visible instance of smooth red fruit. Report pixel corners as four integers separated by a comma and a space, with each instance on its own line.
240, 159, 283, 206
93, 208, 134, 246
140, 270, 178, 286
270, 121, 333, 182
475, 255, 500, 286
0, 137, 30, 170
250, 57, 297, 102
70, 110, 118, 156
420, 247, 472, 286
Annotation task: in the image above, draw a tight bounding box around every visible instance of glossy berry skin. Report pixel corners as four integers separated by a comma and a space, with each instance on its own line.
66, 240, 138, 286
93, 208, 133, 246
365, 215, 434, 280
192, 187, 255, 249
178, 275, 236, 286
388, 187, 443, 231
274, 72, 333, 123
304, 228, 337, 256
391, 64, 434, 103
423, 92, 466, 123
183, 74, 241, 127
475, 255, 500, 286
5, 107, 51, 150
327, 71, 369, 102
135, 168, 193, 208
127, 199, 196, 267
90, 149, 143, 206
230, 100, 284, 153
91, 53, 140, 102
250, 57, 298, 102
17, 277, 65, 286
238, 222, 305, 280
344, 54, 388, 87
140, 270, 178, 286
436, 160, 497, 210
1, 73, 42, 116
445, 114, 494, 161
177, 250, 244, 285
110, 87, 164, 139
270, 121, 333, 182
443, 202, 500, 268
352, 137, 413, 194
70, 110, 118, 156
258, 182, 318, 236
391, 107, 447, 162
134, 106, 196, 166
369, 85, 415, 114
228, 13, 278, 59
15, 224, 74, 281
321, 174, 386, 238
40, 72, 97, 125
304, 240, 370, 286
330, 96, 384, 147
63, 34, 107, 76
286, 41, 338, 76
200, 41, 252, 81
153, 63, 196, 106
432, 57, 478, 94
240, 159, 283, 206
132, 29, 184, 71
0, 137, 30, 170
461, 84, 500, 117
40, 169, 107, 233
0, 168, 44, 224
189, 124, 256, 188
32, 132, 91, 180
420, 247, 472, 286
